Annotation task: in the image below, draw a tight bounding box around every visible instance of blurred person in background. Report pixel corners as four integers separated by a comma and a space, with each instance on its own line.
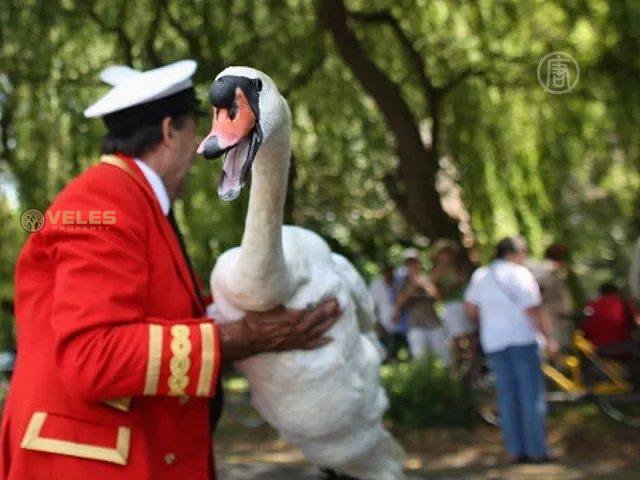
369, 263, 408, 362
628, 237, 640, 301
530, 243, 574, 351
394, 248, 451, 365
430, 241, 476, 372
464, 236, 556, 464
0, 351, 15, 419
582, 283, 640, 390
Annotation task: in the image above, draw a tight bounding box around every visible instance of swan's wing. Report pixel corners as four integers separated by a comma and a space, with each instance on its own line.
330, 253, 376, 333
331, 253, 387, 369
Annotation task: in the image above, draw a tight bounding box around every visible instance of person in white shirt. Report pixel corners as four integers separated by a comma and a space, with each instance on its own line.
370, 265, 396, 334
369, 264, 408, 361
464, 236, 557, 464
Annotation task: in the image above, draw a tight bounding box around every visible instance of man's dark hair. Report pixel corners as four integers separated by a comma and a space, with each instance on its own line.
101, 113, 191, 158
495, 236, 528, 259
381, 264, 394, 275
545, 243, 569, 262
599, 282, 619, 295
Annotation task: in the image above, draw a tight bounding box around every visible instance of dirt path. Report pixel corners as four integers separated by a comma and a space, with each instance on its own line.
214, 408, 640, 479
217, 461, 317, 480
217, 459, 640, 480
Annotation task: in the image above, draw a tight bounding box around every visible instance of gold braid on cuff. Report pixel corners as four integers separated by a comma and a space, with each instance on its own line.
168, 325, 191, 395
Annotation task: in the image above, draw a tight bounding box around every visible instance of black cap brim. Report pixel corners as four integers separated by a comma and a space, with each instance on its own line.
104, 87, 205, 136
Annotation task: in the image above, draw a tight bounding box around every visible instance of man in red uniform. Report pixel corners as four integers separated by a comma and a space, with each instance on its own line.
0, 60, 339, 479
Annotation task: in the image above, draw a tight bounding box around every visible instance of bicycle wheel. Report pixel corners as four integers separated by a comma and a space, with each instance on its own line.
477, 392, 500, 426
472, 371, 500, 427
592, 393, 640, 429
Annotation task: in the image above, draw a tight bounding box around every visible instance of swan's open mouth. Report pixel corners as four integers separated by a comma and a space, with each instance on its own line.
197, 76, 263, 202
217, 137, 253, 201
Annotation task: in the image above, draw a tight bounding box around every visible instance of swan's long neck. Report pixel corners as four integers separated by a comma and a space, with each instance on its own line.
227, 116, 293, 311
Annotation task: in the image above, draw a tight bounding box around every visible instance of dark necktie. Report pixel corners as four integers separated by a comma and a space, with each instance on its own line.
167, 208, 224, 431
167, 207, 202, 310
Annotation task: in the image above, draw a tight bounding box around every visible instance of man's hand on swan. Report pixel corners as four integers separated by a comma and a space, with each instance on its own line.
219, 299, 341, 361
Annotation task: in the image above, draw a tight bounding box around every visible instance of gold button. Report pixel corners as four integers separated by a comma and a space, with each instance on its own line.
164, 453, 176, 465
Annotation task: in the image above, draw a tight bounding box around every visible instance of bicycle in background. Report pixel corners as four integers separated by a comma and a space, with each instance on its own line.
469, 331, 640, 428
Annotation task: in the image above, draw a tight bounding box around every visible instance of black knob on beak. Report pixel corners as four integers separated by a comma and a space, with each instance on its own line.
209, 77, 236, 108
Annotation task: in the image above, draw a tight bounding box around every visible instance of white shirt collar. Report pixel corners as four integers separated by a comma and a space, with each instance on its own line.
134, 159, 171, 216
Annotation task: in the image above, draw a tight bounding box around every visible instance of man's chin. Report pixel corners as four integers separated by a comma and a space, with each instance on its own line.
172, 166, 193, 200
173, 180, 187, 200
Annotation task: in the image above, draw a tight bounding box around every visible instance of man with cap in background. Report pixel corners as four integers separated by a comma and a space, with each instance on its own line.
0, 60, 339, 480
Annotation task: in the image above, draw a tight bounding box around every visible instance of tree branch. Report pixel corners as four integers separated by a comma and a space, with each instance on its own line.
440, 66, 486, 93
382, 172, 409, 220
318, 1, 424, 154
0, 93, 15, 169
318, 0, 460, 241
200, 0, 224, 78
143, 0, 167, 67
165, 7, 201, 59
350, 9, 535, 96
350, 9, 437, 100
282, 49, 326, 98
86, 1, 134, 66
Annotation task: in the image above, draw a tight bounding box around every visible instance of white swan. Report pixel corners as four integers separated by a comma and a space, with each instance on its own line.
198, 67, 405, 480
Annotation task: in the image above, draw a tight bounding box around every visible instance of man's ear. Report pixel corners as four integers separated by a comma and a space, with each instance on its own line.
161, 116, 174, 146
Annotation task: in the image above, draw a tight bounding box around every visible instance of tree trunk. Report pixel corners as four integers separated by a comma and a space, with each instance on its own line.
318, 0, 460, 243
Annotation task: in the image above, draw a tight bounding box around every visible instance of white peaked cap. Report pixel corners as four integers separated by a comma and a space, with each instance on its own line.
84, 59, 197, 118
402, 248, 421, 261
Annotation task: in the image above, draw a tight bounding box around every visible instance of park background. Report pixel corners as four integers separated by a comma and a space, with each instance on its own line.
1, 1, 639, 478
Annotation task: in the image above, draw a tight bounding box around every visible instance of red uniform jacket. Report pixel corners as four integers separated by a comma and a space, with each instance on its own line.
0, 154, 222, 479
583, 294, 634, 348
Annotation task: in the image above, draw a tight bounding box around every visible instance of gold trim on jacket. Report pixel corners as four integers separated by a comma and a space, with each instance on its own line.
168, 324, 191, 395
21, 411, 131, 465
196, 323, 215, 396
144, 324, 163, 395
102, 397, 132, 412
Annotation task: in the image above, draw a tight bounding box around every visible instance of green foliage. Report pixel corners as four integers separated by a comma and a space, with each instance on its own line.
381, 358, 476, 428
0, 196, 22, 350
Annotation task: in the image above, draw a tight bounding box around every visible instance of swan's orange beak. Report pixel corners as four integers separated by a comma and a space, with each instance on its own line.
197, 88, 256, 158
198, 75, 263, 201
